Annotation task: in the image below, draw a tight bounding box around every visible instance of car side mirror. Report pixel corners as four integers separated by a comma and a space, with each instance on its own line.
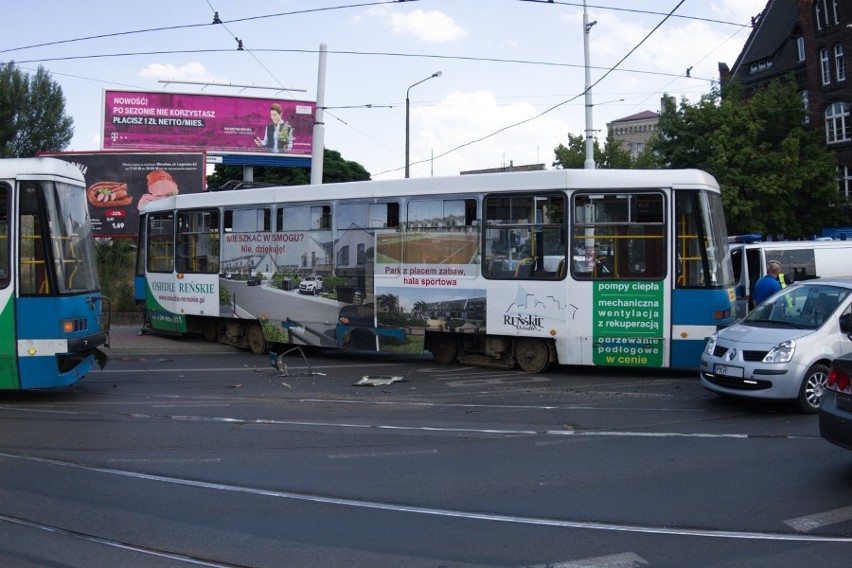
841, 313, 852, 335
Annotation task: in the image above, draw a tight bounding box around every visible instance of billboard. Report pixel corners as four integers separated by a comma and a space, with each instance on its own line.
102, 90, 315, 157
44, 151, 206, 238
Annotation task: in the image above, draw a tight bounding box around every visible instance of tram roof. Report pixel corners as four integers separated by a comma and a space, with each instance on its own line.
0, 157, 85, 183
141, 168, 719, 213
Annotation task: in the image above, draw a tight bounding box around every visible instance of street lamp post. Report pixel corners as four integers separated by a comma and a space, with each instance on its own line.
406, 71, 442, 178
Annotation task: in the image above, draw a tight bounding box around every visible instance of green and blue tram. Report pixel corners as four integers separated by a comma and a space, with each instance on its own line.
0, 157, 108, 389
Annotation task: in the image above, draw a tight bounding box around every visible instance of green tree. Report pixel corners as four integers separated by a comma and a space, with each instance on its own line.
553, 133, 597, 169
649, 79, 842, 238
207, 148, 370, 188
0, 63, 74, 158
553, 131, 632, 169
597, 129, 633, 169
94, 238, 136, 312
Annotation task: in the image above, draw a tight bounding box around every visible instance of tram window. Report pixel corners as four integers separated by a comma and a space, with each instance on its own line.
278, 205, 332, 231
404, 199, 479, 266
407, 199, 476, 228
483, 194, 566, 280
176, 210, 219, 274
312, 206, 331, 230
572, 192, 665, 280
18, 183, 52, 295
675, 191, 731, 288
147, 213, 175, 273
370, 202, 399, 228
224, 208, 270, 233
339, 203, 368, 229
0, 185, 8, 288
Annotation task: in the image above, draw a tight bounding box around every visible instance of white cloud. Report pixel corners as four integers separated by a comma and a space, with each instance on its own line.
137, 62, 217, 83
390, 9, 466, 42
405, 90, 572, 177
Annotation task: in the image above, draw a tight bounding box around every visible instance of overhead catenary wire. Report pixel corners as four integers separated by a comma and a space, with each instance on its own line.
385, 0, 689, 176
0, 0, 747, 56
1, 0, 755, 176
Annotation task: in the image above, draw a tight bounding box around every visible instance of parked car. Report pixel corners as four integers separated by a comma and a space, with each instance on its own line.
819, 352, 852, 450
299, 275, 323, 295
246, 275, 262, 286
700, 279, 852, 413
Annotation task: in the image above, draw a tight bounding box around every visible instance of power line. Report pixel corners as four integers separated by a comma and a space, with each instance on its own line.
5, 48, 717, 83
380, 0, 688, 176
0, 1, 410, 55
0, 0, 747, 57
517, 0, 749, 28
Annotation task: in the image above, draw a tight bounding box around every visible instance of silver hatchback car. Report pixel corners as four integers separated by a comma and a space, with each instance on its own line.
700, 278, 852, 413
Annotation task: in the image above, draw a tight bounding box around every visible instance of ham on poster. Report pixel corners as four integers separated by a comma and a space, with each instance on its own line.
41, 151, 206, 238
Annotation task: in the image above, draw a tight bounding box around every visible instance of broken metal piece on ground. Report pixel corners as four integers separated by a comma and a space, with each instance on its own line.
269, 346, 325, 377
353, 375, 405, 386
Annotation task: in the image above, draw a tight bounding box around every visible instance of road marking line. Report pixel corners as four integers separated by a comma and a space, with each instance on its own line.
107, 458, 222, 464
328, 449, 439, 460
0, 406, 811, 440
95, 362, 400, 373
0, 513, 236, 567
784, 505, 852, 532
529, 552, 648, 568
1, 450, 850, 543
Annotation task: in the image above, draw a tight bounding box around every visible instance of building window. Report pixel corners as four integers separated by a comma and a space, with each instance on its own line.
797, 37, 805, 62
801, 91, 811, 124
840, 165, 852, 198
836, 45, 846, 82
821, 48, 831, 85
825, 102, 850, 144
816, 0, 840, 29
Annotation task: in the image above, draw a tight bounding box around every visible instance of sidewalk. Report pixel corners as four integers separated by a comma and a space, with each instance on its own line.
104, 325, 241, 355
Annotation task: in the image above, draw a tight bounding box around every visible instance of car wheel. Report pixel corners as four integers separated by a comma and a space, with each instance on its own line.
797, 363, 829, 414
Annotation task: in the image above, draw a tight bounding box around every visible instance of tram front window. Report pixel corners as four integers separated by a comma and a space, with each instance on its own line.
19, 180, 99, 295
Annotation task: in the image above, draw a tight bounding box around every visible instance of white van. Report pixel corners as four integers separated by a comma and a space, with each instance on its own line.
730, 236, 852, 318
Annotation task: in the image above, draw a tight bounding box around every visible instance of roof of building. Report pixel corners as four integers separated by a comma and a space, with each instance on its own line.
730, 0, 800, 80
608, 110, 659, 124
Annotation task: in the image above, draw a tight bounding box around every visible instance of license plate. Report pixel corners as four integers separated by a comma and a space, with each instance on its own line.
714, 363, 744, 378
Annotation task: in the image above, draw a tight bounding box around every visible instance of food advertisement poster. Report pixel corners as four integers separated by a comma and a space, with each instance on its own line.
101, 90, 315, 157
43, 151, 206, 238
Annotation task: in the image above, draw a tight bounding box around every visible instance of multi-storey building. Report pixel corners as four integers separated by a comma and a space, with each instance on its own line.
721, 0, 850, 198
606, 110, 659, 159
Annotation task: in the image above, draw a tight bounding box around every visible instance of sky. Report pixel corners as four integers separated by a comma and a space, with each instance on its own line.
4, 0, 769, 180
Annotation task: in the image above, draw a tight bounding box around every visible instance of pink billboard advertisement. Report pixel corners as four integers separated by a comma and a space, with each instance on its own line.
102, 90, 315, 156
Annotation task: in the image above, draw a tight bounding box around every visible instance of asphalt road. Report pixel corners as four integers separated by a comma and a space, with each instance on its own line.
0, 334, 850, 567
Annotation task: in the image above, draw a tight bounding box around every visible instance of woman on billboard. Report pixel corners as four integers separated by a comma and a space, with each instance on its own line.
254, 103, 294, 153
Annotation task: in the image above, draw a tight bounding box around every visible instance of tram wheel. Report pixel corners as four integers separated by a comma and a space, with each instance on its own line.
429, 334, 458, 365
201, 321, 218, 342
515, 338, 552, 373
246, 323, 268, 355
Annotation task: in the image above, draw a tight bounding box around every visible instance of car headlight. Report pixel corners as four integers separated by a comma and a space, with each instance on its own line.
703, 333, 718, 356
762, 339, 795, 363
